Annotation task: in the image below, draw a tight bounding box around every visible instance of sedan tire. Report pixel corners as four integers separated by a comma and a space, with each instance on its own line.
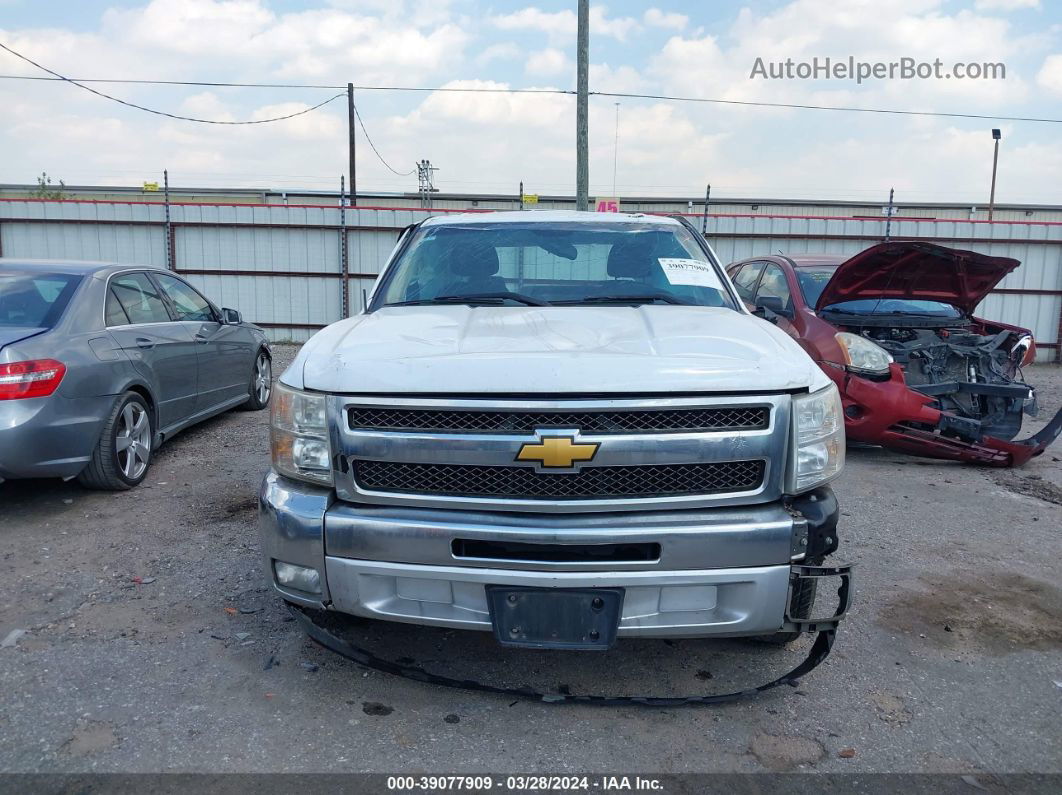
78, 391, 154, 490
238, 349, 272, 411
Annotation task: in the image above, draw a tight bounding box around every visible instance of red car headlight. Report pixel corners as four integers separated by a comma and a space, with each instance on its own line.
835, 332, 893, 376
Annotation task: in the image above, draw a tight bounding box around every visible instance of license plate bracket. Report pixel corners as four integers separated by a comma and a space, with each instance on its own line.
486, 586, 624, 650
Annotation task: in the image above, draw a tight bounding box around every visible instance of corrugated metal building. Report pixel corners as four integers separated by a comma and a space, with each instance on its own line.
3, 183, 1061, 223
1, 194, 1059, 361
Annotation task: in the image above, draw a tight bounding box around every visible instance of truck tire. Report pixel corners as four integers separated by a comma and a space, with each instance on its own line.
77, 392, 154, 491
237, 349, 272, 411
754, 577, 817, 645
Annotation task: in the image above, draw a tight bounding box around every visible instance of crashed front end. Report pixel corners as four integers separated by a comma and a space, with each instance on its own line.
810, 240, 1062, 466
823, 322, 1062, 467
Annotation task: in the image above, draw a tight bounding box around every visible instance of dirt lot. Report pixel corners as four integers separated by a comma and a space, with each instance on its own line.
1, 346, 1060, 776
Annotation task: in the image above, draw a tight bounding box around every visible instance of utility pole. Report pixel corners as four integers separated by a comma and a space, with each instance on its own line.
988, 128, 1001, 221
417, 160, 438, 209
347, 83, 357, 207
575, 0, 589, 211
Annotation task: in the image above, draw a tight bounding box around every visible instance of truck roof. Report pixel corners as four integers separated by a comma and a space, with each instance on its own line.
420, 210, 681, 227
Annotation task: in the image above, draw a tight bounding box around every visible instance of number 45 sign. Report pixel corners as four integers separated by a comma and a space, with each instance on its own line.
594, 197, 620, 212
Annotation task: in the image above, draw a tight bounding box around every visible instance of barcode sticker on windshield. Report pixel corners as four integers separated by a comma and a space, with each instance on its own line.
658, 258, 724, 290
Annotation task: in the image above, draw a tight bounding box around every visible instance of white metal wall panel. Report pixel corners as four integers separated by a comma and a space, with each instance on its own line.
0, 221, 167, 265
2, 200, 1059, 359
175, 226, 340, 272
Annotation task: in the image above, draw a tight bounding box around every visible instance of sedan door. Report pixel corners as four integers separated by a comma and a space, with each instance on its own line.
151, 273, 254, 412
752, 263, 798, 337
106, 272, 199, 431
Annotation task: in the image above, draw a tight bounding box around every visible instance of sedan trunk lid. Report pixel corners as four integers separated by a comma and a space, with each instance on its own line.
0, 326, 46, 355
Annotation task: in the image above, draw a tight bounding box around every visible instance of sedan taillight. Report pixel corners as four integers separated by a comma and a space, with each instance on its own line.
0, 359, 67, 400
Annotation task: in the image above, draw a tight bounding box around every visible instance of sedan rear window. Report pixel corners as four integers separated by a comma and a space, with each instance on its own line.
0, 271, 82, 328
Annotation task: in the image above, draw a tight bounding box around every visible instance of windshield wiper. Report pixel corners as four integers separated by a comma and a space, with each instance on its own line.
821, 306, 955, 318
385, 292, 552, 308
555, 293, 692, 306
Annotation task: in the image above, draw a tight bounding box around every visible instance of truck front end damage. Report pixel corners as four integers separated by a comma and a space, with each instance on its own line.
261, 390, 851, 644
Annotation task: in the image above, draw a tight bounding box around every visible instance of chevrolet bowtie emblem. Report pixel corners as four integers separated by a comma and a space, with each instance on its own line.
516, 434, 599, 470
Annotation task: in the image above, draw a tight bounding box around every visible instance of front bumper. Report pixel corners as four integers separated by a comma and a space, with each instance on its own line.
827, 362, 1062, 467
258, 471, 848, 639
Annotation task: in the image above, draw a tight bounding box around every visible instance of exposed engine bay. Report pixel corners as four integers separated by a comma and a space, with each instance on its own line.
848, 322, 1034, 441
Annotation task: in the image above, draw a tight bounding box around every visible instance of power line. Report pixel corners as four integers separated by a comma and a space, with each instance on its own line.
351, 103, 415, 177
2, 46, 1061, 124
0, 42, 344, 124
592, 90, 1062, 125
0, 72, 571, 95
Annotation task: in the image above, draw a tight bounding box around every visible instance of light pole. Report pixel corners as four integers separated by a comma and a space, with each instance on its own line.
988, 128, 1001, 222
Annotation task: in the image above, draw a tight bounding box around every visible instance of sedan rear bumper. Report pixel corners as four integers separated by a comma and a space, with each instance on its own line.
0, 394, 112, 480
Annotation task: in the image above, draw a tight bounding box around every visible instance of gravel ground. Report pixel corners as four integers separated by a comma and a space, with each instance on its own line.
1, 348, 1060, 776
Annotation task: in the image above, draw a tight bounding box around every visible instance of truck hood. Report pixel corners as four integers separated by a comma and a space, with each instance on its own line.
815, 241, 1020, 315
0, 326, 46, 354
287, 305, 830, 395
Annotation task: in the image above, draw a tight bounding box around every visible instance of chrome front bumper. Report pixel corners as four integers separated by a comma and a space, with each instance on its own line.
259, 470, 845, 639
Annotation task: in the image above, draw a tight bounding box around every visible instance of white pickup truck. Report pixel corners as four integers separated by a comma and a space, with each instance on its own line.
259, 210, 851, 666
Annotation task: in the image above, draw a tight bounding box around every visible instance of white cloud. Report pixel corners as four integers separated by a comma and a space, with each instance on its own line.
974, 0, 1039, 10
1035, 53, 1062, 92
525, 48, 571, 77
491, 5, 639, 42
477, 42, 521, 65
643, 8, 689, 30
0, 0, 1059, 203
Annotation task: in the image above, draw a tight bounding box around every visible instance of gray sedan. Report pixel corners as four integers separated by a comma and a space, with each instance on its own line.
0, 260, 272, 489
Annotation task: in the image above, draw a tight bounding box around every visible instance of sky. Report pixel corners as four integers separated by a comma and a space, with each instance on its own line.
0, 0, 1060, 203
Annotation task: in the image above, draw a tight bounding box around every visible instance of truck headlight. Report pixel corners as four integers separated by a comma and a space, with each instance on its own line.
835, 332, 893, 376
787, 383, 845, 493
271, 383, 333, 486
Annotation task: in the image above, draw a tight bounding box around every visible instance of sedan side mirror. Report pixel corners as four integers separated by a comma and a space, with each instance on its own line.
755, 296, 792, 320
222, 307, 242, 325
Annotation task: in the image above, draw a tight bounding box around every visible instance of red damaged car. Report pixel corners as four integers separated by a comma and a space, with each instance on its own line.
726, 241, 1062, 466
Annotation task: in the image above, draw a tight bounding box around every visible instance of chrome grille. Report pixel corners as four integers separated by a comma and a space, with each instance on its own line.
354, 459, 766, 500
348, 406, 769, 434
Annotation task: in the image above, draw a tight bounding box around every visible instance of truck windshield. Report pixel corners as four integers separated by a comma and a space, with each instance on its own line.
372, 222, 737, 310
0, 271, 82, 328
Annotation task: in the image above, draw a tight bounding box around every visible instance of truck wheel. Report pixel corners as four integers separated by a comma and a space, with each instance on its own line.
237, 349, 272, 411
754, 578, 817, 646
77, 392, 154, 490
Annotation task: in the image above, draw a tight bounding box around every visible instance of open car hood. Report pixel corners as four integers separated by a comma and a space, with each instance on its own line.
815, 241, 1020, 315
